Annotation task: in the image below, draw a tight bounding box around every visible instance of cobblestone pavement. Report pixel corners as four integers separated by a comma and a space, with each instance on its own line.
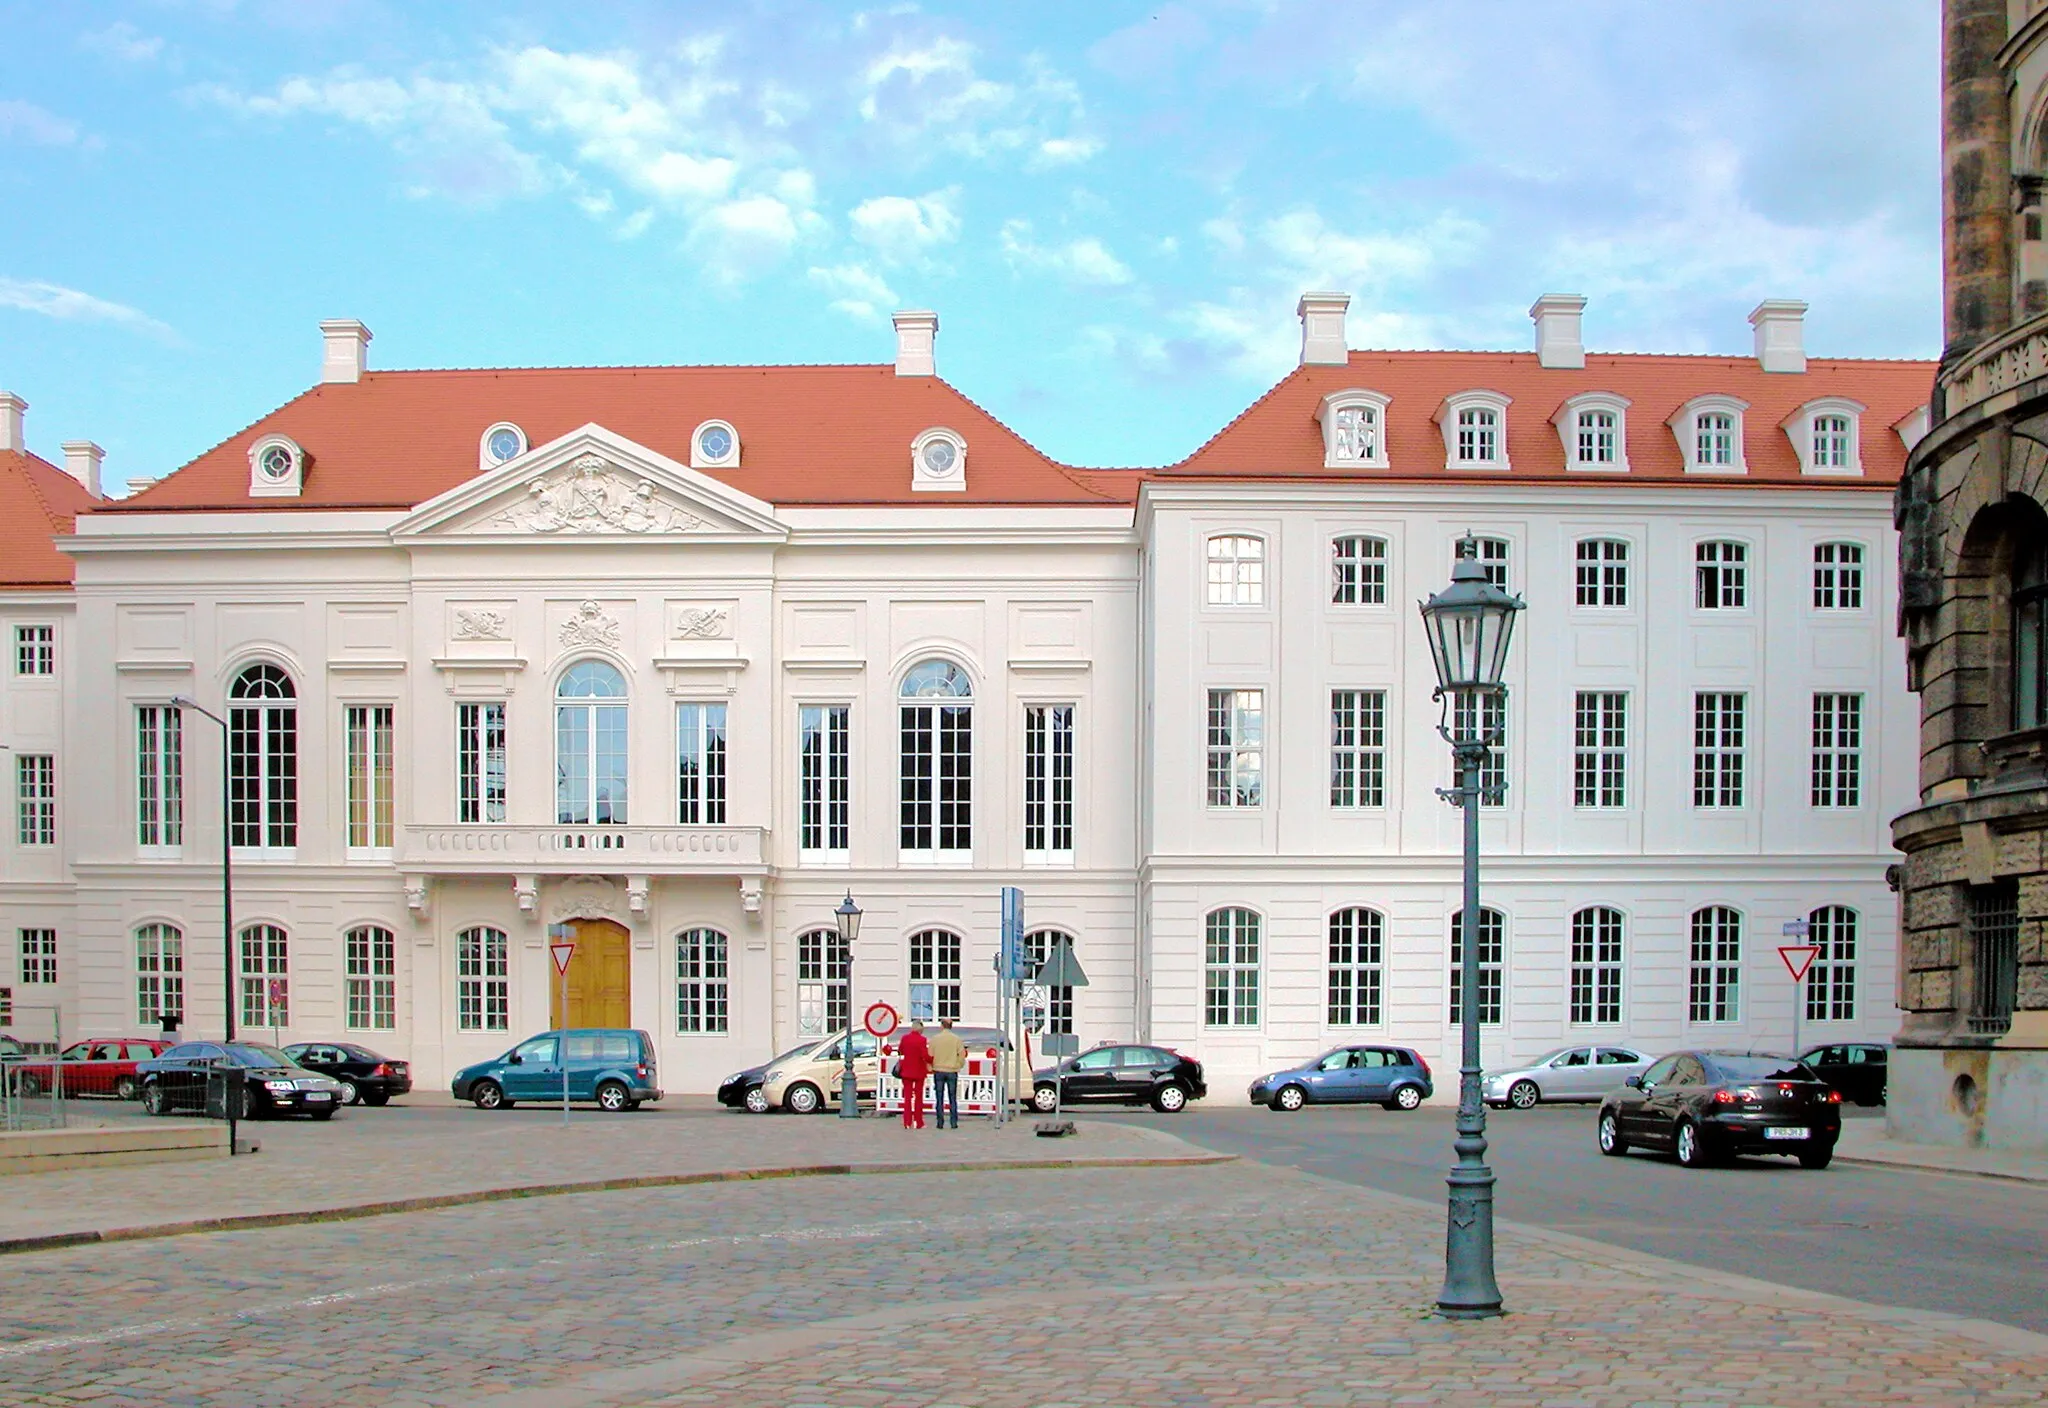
2, 1158, 2044, 1407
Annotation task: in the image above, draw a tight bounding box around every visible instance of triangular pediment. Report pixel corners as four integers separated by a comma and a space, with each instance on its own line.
393, 424, 786, 543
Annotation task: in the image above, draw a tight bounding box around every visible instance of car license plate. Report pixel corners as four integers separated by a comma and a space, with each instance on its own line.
305, 1092, 332, 1101
1764, 1126, 1807, 1140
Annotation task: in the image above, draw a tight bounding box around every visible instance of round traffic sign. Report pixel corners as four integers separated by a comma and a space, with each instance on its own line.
863, 1002, 899, 1037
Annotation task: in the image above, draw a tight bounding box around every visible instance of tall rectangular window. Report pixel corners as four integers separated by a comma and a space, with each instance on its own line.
1326, 908, 1383, 1026
1023, 704, 1075, 857
1695, 411, 1737, 467
1573, 691, 1627, 808
1206, 535, 1265, 606
1805, 907, 1858, 1021
1330, 536, 1387, 605
137, 705, 184, 848
1575, 409, 1617, 466
345, 925, 396, 1030
1569, 907, 1625, 1025
1449, 908, 1504, 1025
1455, 407, 1498, 464
345, 705, 395, 851
1329, 690, 1386, 808
1812, 542, 1864, 609
229, 667, 298, 850
1688, 907, 1742, 1022
15, 754, 54, 846
1205, 689, 1264, 807
457, 926, 509, 1031
240, 924, 289, 1029
1812, 415, 1852, 469
1695, 540, 1748, 609
900, 697, 972, 856
799, 705, 850, 857
1452, 692, 1506, 807
1811, 693, 1863, 808
13, 624, 52, 676
1574, 539, 1629, 607
796, 927, 850, 1036
18, 929, 56, 985
676, 703, 728, 824
457, 702, 507, 824
676, 928, 730, 1033
1204, 908, 1261, 1027
1969, 883, 2020, 1035
1692, 693, 1746, 808
1024, 929, 1077, 1035
908, 928, 962, 1022
135, 924, 182, 1025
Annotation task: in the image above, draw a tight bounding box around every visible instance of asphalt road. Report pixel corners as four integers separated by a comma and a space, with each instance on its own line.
1098, 1100, 2048, 1334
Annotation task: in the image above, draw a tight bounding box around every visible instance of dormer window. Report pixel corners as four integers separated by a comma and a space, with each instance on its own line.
1437, 390, 1511, 471
910, 427, 967, 493
1554, 392, 1631, 473
1317, 389, 1391, 469
1783, 397, 1866, 476
1671, 394, 1750, 474
691, 419, 740, 470
479, 422, 527, 471
248, 434, 304, 498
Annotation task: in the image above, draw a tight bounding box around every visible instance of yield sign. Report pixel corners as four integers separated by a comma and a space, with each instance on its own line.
549, 941, 576, 976
1778, 945, 1820, 982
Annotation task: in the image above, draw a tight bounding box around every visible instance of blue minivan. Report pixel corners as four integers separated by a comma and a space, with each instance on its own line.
452, 1029, 662, 1112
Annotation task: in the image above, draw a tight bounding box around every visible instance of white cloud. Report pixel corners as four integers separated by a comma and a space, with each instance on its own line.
809, 262, 899, 322
0, 278, 177, 341
0, 99, 81, 147
850, 189, 961, 263
80, 22, 165, 64
1032, 136, 1101, 167
1000, 221, 1133, 287
690, 195, 820, 284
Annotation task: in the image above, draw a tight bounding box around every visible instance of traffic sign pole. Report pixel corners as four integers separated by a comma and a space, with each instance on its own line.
550, 941, 576, 1124
1779, 921, 1818, 1063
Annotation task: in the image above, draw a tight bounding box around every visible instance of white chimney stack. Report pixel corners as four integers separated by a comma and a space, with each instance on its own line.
1749, 299, 1808, 373
0, 392, 23, 453
319, 319, 373, 384
892, 310, 938, 377
1297, 292, 1351, 366
60, 440, 104, 498
1530, 294, 1587, 369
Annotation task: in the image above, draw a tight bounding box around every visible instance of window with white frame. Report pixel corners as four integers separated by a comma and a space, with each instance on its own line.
1204, 908, 1261, 1027
1329, 690, 1386, 808
1452, 692, 1506, 807
1574, 539, 1629, 608
19, 928, 55, 985
135, 923, 182, 1026
796, 927, 850, 1036
457, 926, 509, 1031
1805, 906, 1858, 1021
799, 705, 850, 858
1811, 693, 1863, 808
1570, 907, 1625, 1025
1577, 409, 1617, 466
239, 924, 289, 1029
457, 702, 507, 824
909, 928, 962, 1022
1206, 688, 1264, 807
900, 661, 972, 858
676, 703, 728, 825
345, 925, 396, 1030
1023, 704, 1075, 858
1024, 928, 1076, 1035
137, 705, 183, 848
1318, 390, 1391, 468
1788, 398, 1865, 475
13, 624, 52, 676
229, 664, 298, 850
676, 928, 730, 1033
1330, 536, 1387, 605
345, 705, 395, 851
1813, 542, 1864, 610
1441, 392, 1510, 469
15, 753, 54, 846
1695, 412, 1737, 467
1573, 691, 1627, 808
1461, 536, 1510, 590
1689, 907, 1741, 1022
1695, 540, 1747, 609
556, 661, 627, 826
1557, 394, 1631, 472
1206, 535, 1266, 606
1327, 908, 1383, 1026
1693, 692, 1746, 808
1675, 396, 1749, 472
1449, 907, 1504, 1025
1812, 414, 1852, 469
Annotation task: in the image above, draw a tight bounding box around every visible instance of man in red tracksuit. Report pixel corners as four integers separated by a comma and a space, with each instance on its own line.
898, 1020, 933, 1129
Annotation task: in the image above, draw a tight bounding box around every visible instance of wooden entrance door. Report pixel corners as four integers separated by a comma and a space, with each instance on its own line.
549, 919, 631, 1028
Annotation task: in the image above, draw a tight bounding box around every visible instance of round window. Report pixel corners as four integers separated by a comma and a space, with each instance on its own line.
698, 425, 733, 461
258, 445, 295, 481
921, 439, 958, 475
487, 428, 522, 463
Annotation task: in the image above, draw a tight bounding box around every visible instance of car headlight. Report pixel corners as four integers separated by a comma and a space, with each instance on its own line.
264, 1080, 295, 1091
726, 1072, 746, 1085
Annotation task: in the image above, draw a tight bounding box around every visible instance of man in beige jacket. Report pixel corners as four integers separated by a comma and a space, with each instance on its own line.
928, 1017, 967, 1129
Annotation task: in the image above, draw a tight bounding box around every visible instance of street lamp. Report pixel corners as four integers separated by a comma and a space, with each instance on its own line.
834, 891, 863, 1119
170, 697, 235, 1044
1418, 536, 1524, 1320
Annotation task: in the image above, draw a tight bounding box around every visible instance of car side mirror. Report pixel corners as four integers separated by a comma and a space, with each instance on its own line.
507, 1053, 523, 1065
1623, 1075, 1643, 1090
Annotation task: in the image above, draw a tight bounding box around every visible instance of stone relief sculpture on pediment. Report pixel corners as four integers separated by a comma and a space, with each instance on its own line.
452, 609, 510, 641
673, 606, 732, 640
476, 455, 712, 535
559, 601, 622, 649
549, 875, 625, 924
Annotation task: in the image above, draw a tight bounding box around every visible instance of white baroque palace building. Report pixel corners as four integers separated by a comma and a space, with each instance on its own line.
0, 296, 1932, 1095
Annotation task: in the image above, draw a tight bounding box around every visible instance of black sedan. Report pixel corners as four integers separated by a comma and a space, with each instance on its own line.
718, 1041, 824, 1113
1032, 1043, 1207, 1113
139, 1041, 347, 1120
283, 1042, 413, 1106
1598, 1050, 1842, 1169
1798, 1042, 1888, 1107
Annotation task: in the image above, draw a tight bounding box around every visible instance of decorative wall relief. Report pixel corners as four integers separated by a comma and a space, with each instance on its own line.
559, 601, 621, 649
453, 609, 510, 641
550, 875, 625, 924
673, 606, 732, 640
481, 455, 711, 535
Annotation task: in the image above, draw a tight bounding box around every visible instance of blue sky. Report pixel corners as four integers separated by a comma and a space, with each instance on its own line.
2, 1, 1938, 490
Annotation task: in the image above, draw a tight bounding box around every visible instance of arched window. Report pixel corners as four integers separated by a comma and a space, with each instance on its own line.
1688, 907, 1741, 1023
229, 664, 297, 849
2015, 537, 2048, 730
556, 660, 628, 825
1568, 907, 1624, 1025
345, 925, 396, 1030
1449, 907, 1504, 1025
1805, 906, 1858, 1021
1204, 908, 1261, 1027
135, 923, 183, 1026
796, 927, 850, 1036
1327, 908, 1384, 1026
909, 927, 963, 1021
1206, 535, 1266, 606
676, 928, 729, 1033
900, 661, 972, 859
239, 923, 289, 1030
457, 926, 509, 1031
1024, 928, 1077, 1036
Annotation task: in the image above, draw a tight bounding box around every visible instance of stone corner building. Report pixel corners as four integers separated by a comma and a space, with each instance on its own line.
1892, 0, 2048, 1149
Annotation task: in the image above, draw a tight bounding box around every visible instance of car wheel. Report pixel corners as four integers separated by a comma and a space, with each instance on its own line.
141, 1084, 168, 1116
1507, 1080, 1540, 1110
784, 1082, 823, 1115
362, 1091, 390, 1108
471, 1079, 506, 1111
113, 1076, 140, 1102
1152, 1083, 1189, 1113
1032, 1083, 1060, 1113
337, 1080, 361, 1106
1674, 1119, 1712, 1168
234, 1086, 258, 1121
595, 1081, 631, 1112
309, 1107, 337, 1121
1598, 1111, 1627, 1156
744, 1087, 770, 1114
1273, 1084, 1307, 1112
16, 1073, 40, 1099
1388, 1084, 1425, 1111
1799, 1144, 1835, 1170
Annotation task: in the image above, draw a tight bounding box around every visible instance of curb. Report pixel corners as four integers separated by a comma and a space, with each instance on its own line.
1831, 1151, 2048, 1185
0, 1151, 1235, 1257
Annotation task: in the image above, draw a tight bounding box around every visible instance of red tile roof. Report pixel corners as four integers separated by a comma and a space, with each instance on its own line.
0, 449, 97, 589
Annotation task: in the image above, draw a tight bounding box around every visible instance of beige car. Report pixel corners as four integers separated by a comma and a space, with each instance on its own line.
760, 1026, 1030, 1113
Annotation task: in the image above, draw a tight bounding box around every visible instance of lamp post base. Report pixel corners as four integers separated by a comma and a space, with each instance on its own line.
837, 1069, 860, 1118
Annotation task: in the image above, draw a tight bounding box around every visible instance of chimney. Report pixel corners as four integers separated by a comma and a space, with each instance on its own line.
1530, 294, 1587, 369
892, 310, 938, 377
60, 440, 104, 498
319, 319, 373, 384
1749, 299, 1808, 373
0, 392, 23, 453
1297, 292, 1350, 366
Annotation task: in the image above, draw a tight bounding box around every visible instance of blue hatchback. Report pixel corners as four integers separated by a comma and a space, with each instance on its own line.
452, 1028, 662, 1112
1249, 1045, 1433, 1112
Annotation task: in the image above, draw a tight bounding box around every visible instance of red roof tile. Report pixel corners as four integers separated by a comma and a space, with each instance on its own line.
0, 449, 97, 590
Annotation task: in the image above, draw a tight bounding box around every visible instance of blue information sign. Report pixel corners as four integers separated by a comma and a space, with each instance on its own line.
998, 886, 1033, 979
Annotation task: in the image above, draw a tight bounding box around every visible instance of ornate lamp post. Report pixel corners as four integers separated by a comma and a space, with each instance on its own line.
171, 697, 235, 1044
1418, 537, 1523, 1320
834, 891, 863, 1119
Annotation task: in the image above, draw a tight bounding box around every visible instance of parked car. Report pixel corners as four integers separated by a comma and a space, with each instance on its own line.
1249, 1045, 1432, 1112
5, 1038, 174, 1100
1798, 1042, 1888, 1107
138, 1042, 347, 1120
1597, 1050, 1843, 1169
452, 1029, 662, 1112
1484, 1044, 1651, 1109
282, 1042, 413, 1106
1033, 1043, 1208, 1113
719, 1040, 825, 1113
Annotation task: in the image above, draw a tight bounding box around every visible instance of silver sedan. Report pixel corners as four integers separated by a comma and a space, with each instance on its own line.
1484, 1045, 1651, 1109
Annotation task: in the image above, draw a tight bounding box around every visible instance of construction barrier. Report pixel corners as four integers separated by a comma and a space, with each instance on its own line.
875, 1040, 1024, 1118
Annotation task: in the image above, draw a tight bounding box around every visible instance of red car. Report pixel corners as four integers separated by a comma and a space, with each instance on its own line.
8, 1038, 174, 1100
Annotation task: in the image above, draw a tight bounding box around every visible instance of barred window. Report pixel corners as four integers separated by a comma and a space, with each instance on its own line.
1023, 704, 1075, 856
1805, 906, 1857, 1021
18, 928, 56, 985
1695, 541, 1747, 609
137, 705, 184, 847
676, 703, 728, 825
1452, 692, 1506, 806
1330, 536, 1387, 605
1574, 538, 1629, 608
676, 928, 730, 1033
1693, 693, 1746, 808
1688, 907, 1742, 1022
1327, 908, 1384, 1026
796, 927, 850, 1036
1970, 882, 2020, 1035
135, 923, 183, 1027
1329, 690, 1386, 809
15, 753, 54, 846
1024, 928, 1076, 1035
1449, 907, 1504, 1025
13, 624, 53, 676
457, 702, 507, 824
799, 705, 851, 856
1206, 535, 1266, 606
909, 928, 962, 1022
457, 925, 509, 1031
1204, 908, 1261, 1027
345, 925, 396, 1030
240, 924, 289, 1029
900, 662, 973, 857
345, 705, 395, 850
1811, 693, 1862, 808
1813, 542, 1863, 610
1206, 689, 1264, 807
1569, 907, 1624, 1025
1573, 692, 1627, 808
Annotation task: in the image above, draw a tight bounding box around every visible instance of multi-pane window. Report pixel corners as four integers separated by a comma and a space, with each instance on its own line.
676, 703, 728, 825
1805, 906, 1858, 1021
1694, 411, 1737, 467
13, 624, 52, 676
239, 924, 289, 1030
908, 928, 962, 1022
19, 928, 56, 985
1330, 536, 1387, 605
1688, 907, 1742, 1023
556, 661, 628, 825
135, 923, 183, 1026
676, 928, 730, 1033
1206, 689, 1264, 807
1452, 692, 1506, 806
1575, 538, 1629, 607
1329, 690, 1386, 808
799, 705, 850, 856
1812, 414, 1852, 469
1695, 541, 1748, 609
1326, 907, 1384, 1027
1331, 404, 1379, 463
900, 660, 972, 857
1813, 542, 1864, 609
345, 705, 395, 851
1024, 928, 1077, 1035
1204, 907, 1261, 1027
229, 664, 298, 849
1464, 536, 1509, 589
1575, 409, 1618, 467
457, 926, 509, 1031
1449, 907, 1504, 1025
1573, 692, 1627, 808
1023, 704, 1075, 857
1206, 535, 1266, 606
457, 702, 507, 824
344, 925, 396, 1030
1811, 693, 1863, 808
15, 753, 54, 846
796, 927, 850, 1036
1692, 693, 1746, 807
1455, 406, 1499, 464
137, 705, 183, 847
1569, 907, 1625, 1025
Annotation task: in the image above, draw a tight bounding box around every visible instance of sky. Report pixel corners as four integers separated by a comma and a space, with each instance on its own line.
1, 0, 1940, 491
